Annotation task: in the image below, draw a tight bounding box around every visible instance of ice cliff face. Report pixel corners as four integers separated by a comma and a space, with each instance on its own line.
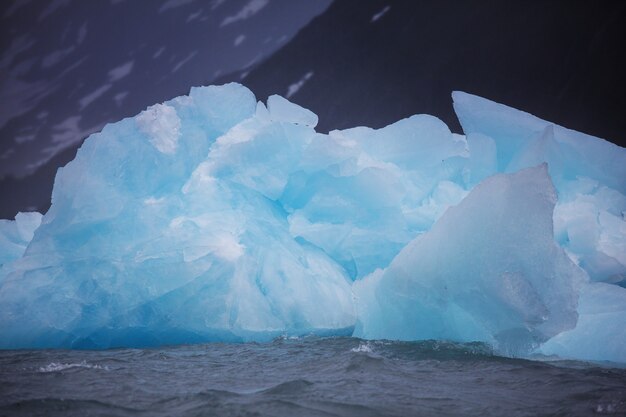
0, 83, 624, 362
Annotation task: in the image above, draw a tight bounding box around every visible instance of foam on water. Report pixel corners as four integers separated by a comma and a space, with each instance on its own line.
351, 342, 374, 353
38, 360, 109, 373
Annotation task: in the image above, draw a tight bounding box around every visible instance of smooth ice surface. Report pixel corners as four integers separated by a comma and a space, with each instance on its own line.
266, 94, 318, 128
539, 282, 626, 363
0, 83, 624, 361
454, 92, 626, 286
353, 165, 585, 355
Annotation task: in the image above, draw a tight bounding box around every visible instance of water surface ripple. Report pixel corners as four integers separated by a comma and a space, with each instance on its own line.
1, 337, 625, 416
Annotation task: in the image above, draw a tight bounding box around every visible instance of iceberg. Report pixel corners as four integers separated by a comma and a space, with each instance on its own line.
0, 83, 624, 361
0, 84, 355, 349
454, 92, 626, 285
353, 164, 585, 355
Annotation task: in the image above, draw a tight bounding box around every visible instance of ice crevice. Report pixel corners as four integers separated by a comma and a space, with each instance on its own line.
0, 83, 624, 363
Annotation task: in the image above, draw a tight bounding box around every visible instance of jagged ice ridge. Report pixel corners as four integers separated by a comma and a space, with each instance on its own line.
0, 83, 624, 362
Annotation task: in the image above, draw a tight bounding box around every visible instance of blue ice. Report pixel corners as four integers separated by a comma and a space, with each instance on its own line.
0, 83, 624, 362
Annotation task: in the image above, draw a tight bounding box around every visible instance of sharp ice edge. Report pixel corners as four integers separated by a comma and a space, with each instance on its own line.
0, 83, 624, 363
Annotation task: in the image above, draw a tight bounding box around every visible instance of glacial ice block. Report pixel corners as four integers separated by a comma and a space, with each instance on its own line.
0, 82, 477, 348
0, 83, 624, 358
0, 212, 42, 267
539, 282, 626, 363
452, 91, 626, 190
354, 165, 585, 354
453, 91, 626, 285
282, 115, 470, 279
0, 83, 355, 349
267, 94, 318, 127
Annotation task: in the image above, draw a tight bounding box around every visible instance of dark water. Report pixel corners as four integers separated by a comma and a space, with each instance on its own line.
1, 337, 625, 417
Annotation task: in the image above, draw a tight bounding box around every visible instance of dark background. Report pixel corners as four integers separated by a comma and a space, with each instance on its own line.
1, 0, 625, 219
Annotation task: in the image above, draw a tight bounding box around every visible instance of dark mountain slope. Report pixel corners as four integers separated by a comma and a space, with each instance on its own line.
230, 0, 626, 146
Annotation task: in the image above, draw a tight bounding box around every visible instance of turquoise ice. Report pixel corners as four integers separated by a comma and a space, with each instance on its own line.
353, 165, 585, 356
0, 212, 42, 266
453, 92, 626, 284
539, 282, 626, 363
0, 83, 624, 361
